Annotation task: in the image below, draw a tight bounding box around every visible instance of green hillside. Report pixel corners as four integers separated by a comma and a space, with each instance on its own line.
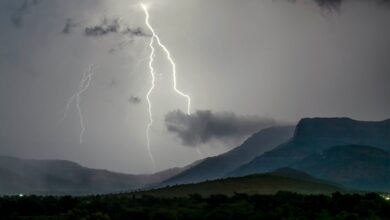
291, 145, 390, 192
135, 169, 346, 197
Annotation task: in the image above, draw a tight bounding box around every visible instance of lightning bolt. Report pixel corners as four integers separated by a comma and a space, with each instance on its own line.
62, 64, 97, 144
145, 35, 156, 172
141, 4, 191, 114
141, 4, 204, 164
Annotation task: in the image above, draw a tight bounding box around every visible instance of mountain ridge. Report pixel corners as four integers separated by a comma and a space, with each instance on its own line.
291, 144, 390, 191
229, 117, 390, 177
161, 126, 295, 186
0, 156, 197, 195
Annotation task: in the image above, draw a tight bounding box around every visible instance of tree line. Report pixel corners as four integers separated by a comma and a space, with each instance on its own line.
0, 192, 389, 220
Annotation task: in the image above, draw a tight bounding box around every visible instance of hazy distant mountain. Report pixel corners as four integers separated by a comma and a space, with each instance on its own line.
2, 118, 388, 195
230, 118, 390, 177
136, 168, 345, 197
161, 126, 295, 185
0, 156, 194, 195
291, 145, 390, 192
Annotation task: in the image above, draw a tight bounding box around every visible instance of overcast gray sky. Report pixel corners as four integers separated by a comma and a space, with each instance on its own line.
0, 0, 389, 174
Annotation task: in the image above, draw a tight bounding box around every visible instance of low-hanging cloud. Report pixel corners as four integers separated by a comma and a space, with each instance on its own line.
122, 27, 148, 37
84, 18, 149, 38
84, 19, 119, 36
290, 0, 390, 9
165, 110, 276, 147
60, 17, 149, 53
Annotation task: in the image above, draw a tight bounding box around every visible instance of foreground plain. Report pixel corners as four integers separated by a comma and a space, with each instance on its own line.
0, 192, 389, 220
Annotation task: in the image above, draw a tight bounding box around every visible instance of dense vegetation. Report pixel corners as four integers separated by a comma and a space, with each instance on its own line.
0, 192, 389, 220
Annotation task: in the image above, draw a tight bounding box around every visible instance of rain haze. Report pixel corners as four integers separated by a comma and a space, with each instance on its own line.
0, 0, 389, 174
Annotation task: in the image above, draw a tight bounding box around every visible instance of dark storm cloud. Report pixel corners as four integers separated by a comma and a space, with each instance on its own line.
11, 0, 44, 27
85, 19, 120, 36
165, 110, 276, 147
84, 18, 149, 37
291, 0, 390, 9
129, 96, 141, 104
122, 27, 148, 37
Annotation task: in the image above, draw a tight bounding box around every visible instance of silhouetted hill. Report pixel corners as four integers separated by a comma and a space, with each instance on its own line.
230, 118, 390, 176
291, 145, 390, 192
161, 126, 295, 185
0, 156, 193, 195
271, 167, 324, 182
136, 168, 345, 197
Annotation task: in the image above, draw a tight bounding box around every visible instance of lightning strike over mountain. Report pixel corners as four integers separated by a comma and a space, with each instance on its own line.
141, 4, 203, 163
145, 35, 156, 172
62, 65, 97, 144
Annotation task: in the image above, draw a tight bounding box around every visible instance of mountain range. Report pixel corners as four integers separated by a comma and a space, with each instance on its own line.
0, 156, 197, 195
230, 118, 390, 176
0, 117, 389, 195
291, 145, 390, 191
162, 126, 295, 185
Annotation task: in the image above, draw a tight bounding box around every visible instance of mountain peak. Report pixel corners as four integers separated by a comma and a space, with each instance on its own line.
294, 117, 390, 141
229, 118, 390, 178
161, 126, 295, 185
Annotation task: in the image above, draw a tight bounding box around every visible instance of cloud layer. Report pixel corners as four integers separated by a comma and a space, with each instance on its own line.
84, 18, 149, 38
165, 110, 276, 147
294, 0, 390, 9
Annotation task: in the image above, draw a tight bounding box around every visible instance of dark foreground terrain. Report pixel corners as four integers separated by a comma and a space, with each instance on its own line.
0, 192, 389, 220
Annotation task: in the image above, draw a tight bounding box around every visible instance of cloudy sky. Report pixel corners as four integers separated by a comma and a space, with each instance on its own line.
0, 0, 389, 174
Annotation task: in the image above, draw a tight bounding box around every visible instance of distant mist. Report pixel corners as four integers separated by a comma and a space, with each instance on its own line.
10, 0, 44, 27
